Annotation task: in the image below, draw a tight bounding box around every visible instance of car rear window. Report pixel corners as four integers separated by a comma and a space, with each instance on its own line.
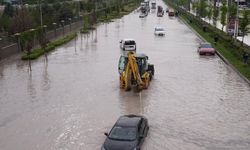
124, 41, 135, 45
109, 126, 137, 141
155, 28, 164, 31
201, 43, 212, 48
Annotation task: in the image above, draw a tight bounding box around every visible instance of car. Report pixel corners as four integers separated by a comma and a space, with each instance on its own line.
139, 12, 147, 18
120, 39, 136, 51
157, 5, 164, 17
101, 115, 149, 150
198, 42, 216, 55
154, 26, 165, 36
168, 9, 175, 16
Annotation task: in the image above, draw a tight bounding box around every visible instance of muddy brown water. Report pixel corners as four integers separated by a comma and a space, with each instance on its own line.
0, 1, 250, 150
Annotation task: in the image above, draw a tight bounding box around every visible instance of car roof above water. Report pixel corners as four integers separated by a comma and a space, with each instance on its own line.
115, 115, 142, 127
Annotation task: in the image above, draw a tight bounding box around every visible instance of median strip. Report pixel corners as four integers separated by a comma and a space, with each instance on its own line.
21, 33, 77, 60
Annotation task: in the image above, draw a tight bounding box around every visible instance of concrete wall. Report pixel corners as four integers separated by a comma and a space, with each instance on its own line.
0, 20, 83, 60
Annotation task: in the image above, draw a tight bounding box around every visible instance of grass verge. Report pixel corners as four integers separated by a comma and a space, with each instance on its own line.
22, 33, 77, 60
180, 14, 250, 80
163, 0, 250, 81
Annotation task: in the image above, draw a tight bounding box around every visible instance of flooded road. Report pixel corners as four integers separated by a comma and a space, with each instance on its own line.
1, 1, 250, 150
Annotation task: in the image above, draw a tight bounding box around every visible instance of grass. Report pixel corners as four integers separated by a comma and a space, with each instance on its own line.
22, 33, 77, 60
180, 12, 250, 80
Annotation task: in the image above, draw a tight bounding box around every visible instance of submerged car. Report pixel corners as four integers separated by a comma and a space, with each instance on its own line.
198, 42, 216, 55
154, 26, 165, 36
139, 12, 147, 18
120, 39, 136, 51
101, 115, 149, 150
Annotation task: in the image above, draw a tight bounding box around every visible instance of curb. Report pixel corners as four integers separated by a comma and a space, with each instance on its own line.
179, 16, 250, 86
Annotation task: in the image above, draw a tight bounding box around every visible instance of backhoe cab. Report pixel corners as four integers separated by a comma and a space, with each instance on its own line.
118, 52, 154, 92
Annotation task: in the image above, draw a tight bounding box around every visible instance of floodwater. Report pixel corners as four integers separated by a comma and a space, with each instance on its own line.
0, 1, 250, 150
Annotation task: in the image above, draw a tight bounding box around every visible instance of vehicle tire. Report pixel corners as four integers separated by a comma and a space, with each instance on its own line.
148, 64, 154, 76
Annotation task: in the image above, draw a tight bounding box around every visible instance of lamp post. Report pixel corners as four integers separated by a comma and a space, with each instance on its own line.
79, 14, 83, 26
43, 25, 47, 40
29, 28, 35, 47
39, 0, 43, 28
53, 22, 57, 38
61, 20, 65, 36
14, 33, 21, 51
68, 18, 72, 31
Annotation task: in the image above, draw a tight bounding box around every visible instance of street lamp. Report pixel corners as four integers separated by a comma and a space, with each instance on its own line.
68, 18, 72, 31
29, 28, 35, 47
79, 14, 83, 26
14, 33, 21, 51
53, 22, 57, 38
61, 20, 65, 36
38, 0, 44, 28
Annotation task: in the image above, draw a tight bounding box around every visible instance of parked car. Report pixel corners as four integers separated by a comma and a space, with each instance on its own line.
154, 26, 165, 36
120, 39, 136, 51
198, 42, 216, 55
101, 115, 149, 150
168, 8, 175, 16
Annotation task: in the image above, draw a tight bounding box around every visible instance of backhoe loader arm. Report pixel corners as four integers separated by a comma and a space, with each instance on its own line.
126, 52, 144, 86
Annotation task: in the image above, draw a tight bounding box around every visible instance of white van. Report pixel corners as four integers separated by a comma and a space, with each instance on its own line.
120, 39, 136, 51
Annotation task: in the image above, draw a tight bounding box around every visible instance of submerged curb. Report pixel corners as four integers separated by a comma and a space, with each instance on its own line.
179, 16, 250, 86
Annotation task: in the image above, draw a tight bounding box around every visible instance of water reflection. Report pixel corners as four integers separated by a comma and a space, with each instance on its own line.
27, 73, 36, 100
42, 59, 50, 91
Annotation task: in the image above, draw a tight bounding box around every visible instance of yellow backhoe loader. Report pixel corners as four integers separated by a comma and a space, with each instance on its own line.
118, 51, 154, 92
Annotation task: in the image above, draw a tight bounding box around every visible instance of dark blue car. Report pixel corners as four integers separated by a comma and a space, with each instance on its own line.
101, 115, 149, 150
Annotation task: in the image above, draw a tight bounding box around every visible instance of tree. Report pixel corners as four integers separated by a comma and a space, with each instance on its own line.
213, 6, 219, 27
207, 3, 213, 23
220, 2, 227, 31
240, 10, 250, 44
2, 3, 14, 17
197, 0, 207, 18
192, 2, 199, 16
228, 4, 237, 19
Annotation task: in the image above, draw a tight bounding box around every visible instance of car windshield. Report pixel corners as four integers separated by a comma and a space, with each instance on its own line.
201, 43, 212, 48
155, 28, 164, 31
124, 41, 135, 45
109, 126, 137, 141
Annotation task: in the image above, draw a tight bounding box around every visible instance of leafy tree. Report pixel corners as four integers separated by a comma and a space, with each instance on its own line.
213, 6, 219, 27
195, 0, 207, 18
220, 2, 227, 31
228, 3, 237, 19
2, 3, 14, 17
207, 3, 213, 23
192, 2, 199, 16
240, 10, 250, 44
